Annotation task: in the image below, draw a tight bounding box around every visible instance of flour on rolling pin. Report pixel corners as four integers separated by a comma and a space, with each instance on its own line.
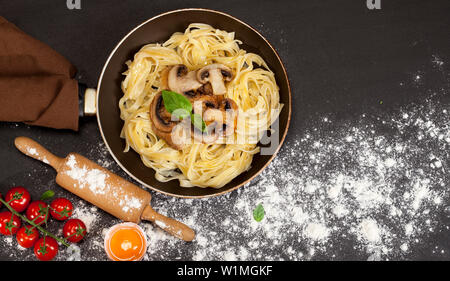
63, 154, 144, 215
26, 147, 50, 164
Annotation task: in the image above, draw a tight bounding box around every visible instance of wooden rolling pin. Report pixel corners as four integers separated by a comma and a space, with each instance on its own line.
14, 137, 195, 242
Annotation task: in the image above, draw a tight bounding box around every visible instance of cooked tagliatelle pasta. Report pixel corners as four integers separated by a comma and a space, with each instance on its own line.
119, 23, 282, 188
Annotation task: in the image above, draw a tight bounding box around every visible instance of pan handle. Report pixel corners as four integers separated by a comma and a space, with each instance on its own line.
78, 83, 97, 117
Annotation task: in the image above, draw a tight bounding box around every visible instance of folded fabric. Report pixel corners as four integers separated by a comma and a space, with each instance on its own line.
0, 16, 79, 130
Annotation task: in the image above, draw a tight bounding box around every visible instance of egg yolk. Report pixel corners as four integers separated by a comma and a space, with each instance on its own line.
108, 227, 146, 261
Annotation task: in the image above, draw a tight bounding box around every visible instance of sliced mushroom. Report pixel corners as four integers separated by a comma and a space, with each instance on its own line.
168, 64, 202, 94
195, 82, 214, 96
151, 120, 190, 150
150, 92, 176, 133
196, 64, 233, 95
190, 94, 219, 116
220, 98, 239, 136
188, 92, 239, 137
203, 97, 238, 136
182, 83, 214, 100
149, 92, 189, 150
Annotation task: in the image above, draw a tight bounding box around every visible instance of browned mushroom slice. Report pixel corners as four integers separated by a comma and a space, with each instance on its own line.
190, 94, 220, 116
220, 98, 239, 136
149, 92, 191, 150
203, 97, 238, 136
168, 64, 203, 94
151, 121, 190, 150
182, 83, 214, 100
196, 64, 233, 95
195, 83, 214, 96
150, 92, 176, 133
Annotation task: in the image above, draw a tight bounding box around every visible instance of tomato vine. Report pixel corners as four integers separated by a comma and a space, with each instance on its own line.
0, 197, 69, 247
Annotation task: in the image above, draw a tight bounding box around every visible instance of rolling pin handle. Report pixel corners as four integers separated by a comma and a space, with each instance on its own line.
141, 205, 195, 242
14, 137, 64, 171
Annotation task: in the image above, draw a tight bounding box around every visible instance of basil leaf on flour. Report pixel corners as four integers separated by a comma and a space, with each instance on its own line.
162, 90, 192, 115
40, 190, 55, 201
253, 204, 265, 222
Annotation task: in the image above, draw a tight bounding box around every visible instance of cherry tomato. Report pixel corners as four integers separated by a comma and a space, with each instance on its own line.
5, 186, 31, 213
63, 219, 87, 243
0, 211, 21, 235
16, 225, 39, 248
26, 201, 48, 225
34, 236, 58, 261
49, 198, 73, 221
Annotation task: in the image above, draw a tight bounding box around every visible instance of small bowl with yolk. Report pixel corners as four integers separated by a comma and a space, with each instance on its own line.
104, 222, 147, 261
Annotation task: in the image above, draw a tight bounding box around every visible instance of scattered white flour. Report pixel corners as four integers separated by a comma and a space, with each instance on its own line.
432, 55, 444, 68
400, 243, 409, 252
224, 251, 237, 261
305, 223, 330, 241
71, 201, 99, 232
4, 237, 13, 246
155, 220, 168, 230
65, 244, 81, 261
27, 148, 38, 156
359, 219, 381, 243
26, 147, 50, 165
404, 223, 414, 236
84, 169, 108, 195
384, 158, 396, 168
117, 194, 143, 213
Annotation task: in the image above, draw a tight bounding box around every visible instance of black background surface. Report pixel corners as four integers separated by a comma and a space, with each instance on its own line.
0, 0, 449, 261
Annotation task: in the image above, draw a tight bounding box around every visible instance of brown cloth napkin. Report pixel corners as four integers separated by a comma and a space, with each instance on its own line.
0, 16, 79, 131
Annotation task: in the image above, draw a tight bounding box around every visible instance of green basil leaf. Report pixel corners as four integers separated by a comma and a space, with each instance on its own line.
172, 108, 190, 120
162, 90, 192, 114
40, 190, 55, 201
161, 90, 207, 133
191, 113, 207, 132
253, 204, 265, 222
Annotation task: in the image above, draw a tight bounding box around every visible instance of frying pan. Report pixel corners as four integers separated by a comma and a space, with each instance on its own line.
94, 8, 291, 198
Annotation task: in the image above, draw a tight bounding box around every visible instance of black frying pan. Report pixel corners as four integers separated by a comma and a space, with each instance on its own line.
95, 8, 291, 198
